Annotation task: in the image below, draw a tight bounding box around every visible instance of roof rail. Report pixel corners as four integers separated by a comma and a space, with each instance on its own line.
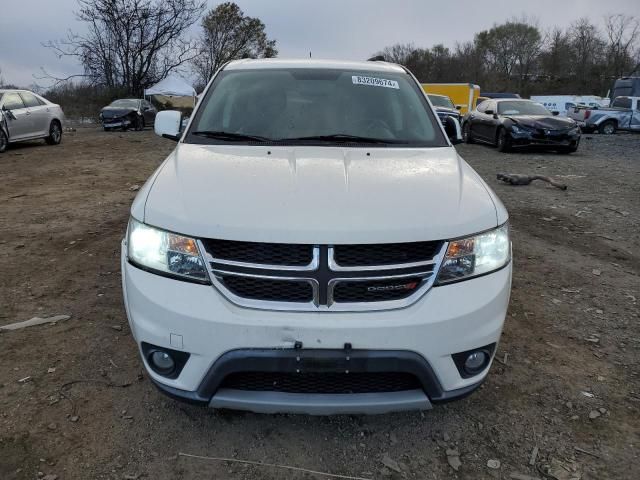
367, 55, 386, 62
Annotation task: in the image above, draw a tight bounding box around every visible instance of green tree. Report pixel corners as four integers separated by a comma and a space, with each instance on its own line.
191, 2, 277, 88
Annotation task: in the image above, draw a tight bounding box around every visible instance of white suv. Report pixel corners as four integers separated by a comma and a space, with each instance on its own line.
122, 59, 511, 414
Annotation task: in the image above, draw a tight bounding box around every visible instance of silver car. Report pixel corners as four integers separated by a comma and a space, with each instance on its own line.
0, 89, 65, 153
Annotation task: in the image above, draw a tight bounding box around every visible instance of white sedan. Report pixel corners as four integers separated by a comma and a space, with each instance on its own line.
0, 89, 65, 153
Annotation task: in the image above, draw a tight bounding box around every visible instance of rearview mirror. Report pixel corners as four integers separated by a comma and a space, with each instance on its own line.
444, 116, 463, 145
154, 110, 182, 141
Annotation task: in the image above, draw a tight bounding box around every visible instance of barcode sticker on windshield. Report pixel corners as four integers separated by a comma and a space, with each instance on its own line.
352, 76, 399, 89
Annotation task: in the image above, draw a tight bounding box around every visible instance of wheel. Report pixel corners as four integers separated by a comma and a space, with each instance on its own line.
45, 121, 62, 145
0, 129, 8, 153
462, 122, 474, 144
103, 126, 111, 132
496, 128, 512, 152
598, 121, 616, 135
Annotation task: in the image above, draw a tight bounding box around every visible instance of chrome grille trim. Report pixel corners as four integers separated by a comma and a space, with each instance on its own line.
198, 240, 448, 312
204, 246, 320, 272
210, 268, 320, 308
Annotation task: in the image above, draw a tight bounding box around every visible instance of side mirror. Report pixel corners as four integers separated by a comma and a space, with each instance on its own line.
154, 110, 182, 141
493, 113, 499, 119
485, 109, 494, 115
455, 105, 462, 110
552, 111, 560, 116
444, 116, 463, 145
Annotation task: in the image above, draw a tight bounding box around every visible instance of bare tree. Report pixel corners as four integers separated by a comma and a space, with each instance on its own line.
604, 14, 640, 77
43, 0, 205, 95
191, 2, 277, 88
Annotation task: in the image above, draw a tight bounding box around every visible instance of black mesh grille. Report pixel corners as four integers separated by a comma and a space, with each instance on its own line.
204, 239, 313, 266
333, 241, 442, 267
332, 277, 424, 303
221, 372, 421, 394
220, 275, 313, 302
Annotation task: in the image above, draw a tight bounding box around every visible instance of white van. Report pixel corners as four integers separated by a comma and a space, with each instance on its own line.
530, 95, 610, 116
121, 59, 511, 414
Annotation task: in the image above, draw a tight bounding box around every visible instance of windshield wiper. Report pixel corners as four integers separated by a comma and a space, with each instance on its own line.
282, 134, 405, 144
192, 130, 271, 142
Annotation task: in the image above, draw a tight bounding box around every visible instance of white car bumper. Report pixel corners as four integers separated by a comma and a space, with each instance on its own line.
121, 242, 511, 414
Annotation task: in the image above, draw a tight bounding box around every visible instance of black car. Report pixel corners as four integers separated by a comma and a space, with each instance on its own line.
100, 99, 157, 131
427, 94, 461, 128
462, 99, 581, 153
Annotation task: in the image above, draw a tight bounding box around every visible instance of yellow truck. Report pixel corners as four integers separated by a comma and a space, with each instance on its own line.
422, 83, 481, 115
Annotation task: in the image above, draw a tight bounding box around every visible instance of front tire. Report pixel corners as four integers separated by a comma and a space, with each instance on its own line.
45, 121, 62, 145
496, 128, 512, 152
598, 121, 616, 135
0, 129, 8, 153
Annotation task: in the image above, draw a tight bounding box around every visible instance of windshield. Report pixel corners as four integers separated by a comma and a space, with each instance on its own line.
498, 101, 551, 116
428, 94, 455, 109
109, 99, 139, 108
187, 68, 446, 146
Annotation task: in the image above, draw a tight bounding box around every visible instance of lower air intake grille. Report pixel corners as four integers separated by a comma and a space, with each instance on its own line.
221, 372, 421, 394
220, 275, 313, 303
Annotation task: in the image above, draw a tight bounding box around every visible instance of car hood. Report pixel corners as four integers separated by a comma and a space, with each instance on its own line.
137, 144, 506, 244
507, 115, 576, 129
101, 106, 136, 118
433, 106, 460, 116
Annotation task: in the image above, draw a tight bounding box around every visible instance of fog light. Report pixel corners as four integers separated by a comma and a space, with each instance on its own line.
150, 351, 175, 375
464, 351, 488, 373
451, 343, 496, 379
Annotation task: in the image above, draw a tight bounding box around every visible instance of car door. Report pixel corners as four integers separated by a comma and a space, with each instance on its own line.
20, 92, 49, 136
142, 100, 157, 125
1, 92, 33, 140
466, 101, 485, 140
474, 101, 496, 141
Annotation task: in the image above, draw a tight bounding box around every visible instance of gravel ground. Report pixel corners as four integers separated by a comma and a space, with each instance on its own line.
0, 128, 638, 480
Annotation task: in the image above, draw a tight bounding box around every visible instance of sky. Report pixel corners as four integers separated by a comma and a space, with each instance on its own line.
1, 0, 638, 88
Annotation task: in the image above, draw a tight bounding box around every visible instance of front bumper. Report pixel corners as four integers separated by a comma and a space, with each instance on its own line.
122, 243, 511, 414
510, 130, 580, 148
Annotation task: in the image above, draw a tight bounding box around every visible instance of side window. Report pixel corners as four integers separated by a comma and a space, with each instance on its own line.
613, 97, 632, 109
2, 93, 25, 110
19, 92, 42, 108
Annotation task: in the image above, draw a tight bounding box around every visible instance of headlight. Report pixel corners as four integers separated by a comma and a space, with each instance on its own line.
127, 218, 209, 283
436, 224, 510, 284
510, 124, 529, 134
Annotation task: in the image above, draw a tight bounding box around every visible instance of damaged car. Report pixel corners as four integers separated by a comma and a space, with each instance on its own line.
100, 99, 157, 131
463, 99, 581, 153
0, 89, 65, 153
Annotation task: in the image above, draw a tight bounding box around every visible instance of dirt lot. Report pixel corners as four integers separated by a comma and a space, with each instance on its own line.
1, 128, 638, 480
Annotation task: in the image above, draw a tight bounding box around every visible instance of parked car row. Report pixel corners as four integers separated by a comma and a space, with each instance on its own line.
567, 96, 640, 134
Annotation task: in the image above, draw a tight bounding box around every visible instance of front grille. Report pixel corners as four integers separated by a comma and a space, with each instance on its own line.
333, 241, 442, 267
203, 239, 313, 266
203, 240, 445, 311
221, 371, 421, 394
220, 275, 314, 303
333, 277, 424, 303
